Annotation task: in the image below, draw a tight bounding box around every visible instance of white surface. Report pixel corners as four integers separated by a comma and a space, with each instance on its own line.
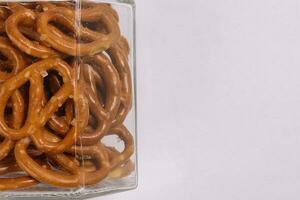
96, 0, 300, 199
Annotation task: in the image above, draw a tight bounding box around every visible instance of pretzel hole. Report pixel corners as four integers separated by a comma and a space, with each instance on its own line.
82, 20, 109, 36
91, 65, 107, 104
44, 70, 63, 98
44, 70, 75, 117
95, 79, 106, 107
49, 16, 76, 38
20, 27, 41, 42
4, 104, 12, 125
63, 56, 75, 65
4, 87, 27, 129
79, 18, 111, 43
0, 136, 6, 144
27, 147, 43, 157
21, 81, 34, 127
102, 135, 125, 153
87, 115, 97, 129
0, 53, 12, 73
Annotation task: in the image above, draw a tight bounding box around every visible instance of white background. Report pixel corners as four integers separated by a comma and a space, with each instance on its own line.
96, 0, 300, 199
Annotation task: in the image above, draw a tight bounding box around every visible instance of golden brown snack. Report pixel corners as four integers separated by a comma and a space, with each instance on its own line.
0, 36, 26, 161
0, 36, 25, 81
0, 59, 81, 153
0, 154, 52, 191
5, 9, 59, 58
0, 1, 134, 190
15, 138, 110, 188
107, 38, 133, 127
37, 6, 120, 56
79, 54, 121, 145
104, 125, 134, 169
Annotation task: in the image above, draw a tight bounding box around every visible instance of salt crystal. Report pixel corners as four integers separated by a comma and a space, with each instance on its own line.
41, 71, 48, 78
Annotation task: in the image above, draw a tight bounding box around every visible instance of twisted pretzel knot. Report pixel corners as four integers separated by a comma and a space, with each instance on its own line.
0, 1, 134, 190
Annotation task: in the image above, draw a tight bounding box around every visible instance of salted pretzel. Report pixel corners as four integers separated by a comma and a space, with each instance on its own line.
81, 37, 132, 128
0, 36, 26, 81
0, 154, 51, 190
5, 8, 59, 58
103, 125, 134, 169
0, 43, 40, 190
0, 36, 26, 161
107, 37, 133, 126
15, 137, 110, 188
40, 2, 75, 11
79, 53, 121, 145
0, 1, 135, 190
0, 58, 87, 153
44, 73, 75, 135
37, 6, 120, 56
77, 125, 134, 179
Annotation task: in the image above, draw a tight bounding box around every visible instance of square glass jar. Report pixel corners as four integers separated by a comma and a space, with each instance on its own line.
0, 0, 137, 199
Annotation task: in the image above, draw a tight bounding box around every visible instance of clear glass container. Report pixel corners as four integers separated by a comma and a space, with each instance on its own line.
0, 0, 137, 199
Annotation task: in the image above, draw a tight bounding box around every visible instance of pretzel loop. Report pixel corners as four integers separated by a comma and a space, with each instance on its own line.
6, 9, 59, 58
0, 58, 80, 153
0, 1, 135, 189
104, 125, 134, 169
107, 38, 132, 126
0, 36, 26, 161
15, 138, 110, 188
79, 54, 121, 145
37, 7, 120, 56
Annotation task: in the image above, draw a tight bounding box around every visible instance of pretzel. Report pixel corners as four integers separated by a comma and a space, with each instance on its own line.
0, 58, 86, 153
37, 6, 120, 56
0, 1, 135, 190
0, 153, 52, 190
0, 155, 46, 175
79, 54, 121, 145
0, 154, 46, 191
107, 37, 133, 126
15, 137, 110, 188
0, 87, 24, 160
0, 37, 26, 81
45, 73, 75, 135
5, 9, 59, 58
78, 125, 135, 179
103, 125, 134, 169
0, 36, 26, 161
81, 37, 132, 128
40, 2, 119, 31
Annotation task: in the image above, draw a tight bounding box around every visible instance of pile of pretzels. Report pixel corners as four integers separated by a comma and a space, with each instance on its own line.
0, 1, 134, 190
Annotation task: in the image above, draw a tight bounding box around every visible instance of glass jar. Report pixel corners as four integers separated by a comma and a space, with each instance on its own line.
0, 0, 137, 199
